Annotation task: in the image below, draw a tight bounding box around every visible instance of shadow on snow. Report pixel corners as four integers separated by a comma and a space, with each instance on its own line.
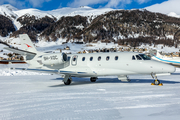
171, 73, 180, 75
49, 77, 180, 87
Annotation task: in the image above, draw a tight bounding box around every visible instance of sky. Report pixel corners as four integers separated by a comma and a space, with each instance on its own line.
1, 0, 180, 15
0, 0, 168, 10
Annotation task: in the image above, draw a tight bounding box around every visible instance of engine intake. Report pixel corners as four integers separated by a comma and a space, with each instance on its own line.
38, 53, 67, 66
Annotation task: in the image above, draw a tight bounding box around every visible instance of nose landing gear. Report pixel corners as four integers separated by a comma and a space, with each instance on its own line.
151, 74, 163, 86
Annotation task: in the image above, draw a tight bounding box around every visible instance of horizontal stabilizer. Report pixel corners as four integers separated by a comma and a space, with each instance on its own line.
4, 47, 36, 56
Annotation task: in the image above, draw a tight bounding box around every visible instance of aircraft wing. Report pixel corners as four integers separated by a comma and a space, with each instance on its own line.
4, 47, 36, 56
14, 68, 59, 74
12, 68, 88, 75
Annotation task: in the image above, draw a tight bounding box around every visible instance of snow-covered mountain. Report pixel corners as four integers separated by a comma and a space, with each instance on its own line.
0, 4, 180, 49
46, 6, 113, 19
0, 4, 113, 20
0, 4, 114, 35
0, 4, 18, 19
145, 0, 180, 18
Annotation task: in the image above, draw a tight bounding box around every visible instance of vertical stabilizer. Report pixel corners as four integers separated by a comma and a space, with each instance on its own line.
19, 34, 37, 53
149, 49, 163, 58
156, 51, 163, 58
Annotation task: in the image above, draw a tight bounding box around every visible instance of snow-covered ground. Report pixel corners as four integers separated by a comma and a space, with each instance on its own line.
0, 68, 180, 120
1, 30, 180, 119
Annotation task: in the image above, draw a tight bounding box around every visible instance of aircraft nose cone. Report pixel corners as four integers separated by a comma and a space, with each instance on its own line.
169, 65, 176, 73
163, 63, 176, 73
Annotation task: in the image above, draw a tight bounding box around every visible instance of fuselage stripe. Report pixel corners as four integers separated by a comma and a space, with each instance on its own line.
153, 56, 180, 64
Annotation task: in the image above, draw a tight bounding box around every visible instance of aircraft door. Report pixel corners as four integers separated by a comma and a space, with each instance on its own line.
71, 55, 78, 66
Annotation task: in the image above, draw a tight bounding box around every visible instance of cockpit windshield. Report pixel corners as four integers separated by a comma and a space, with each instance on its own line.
139, 54, 151, 60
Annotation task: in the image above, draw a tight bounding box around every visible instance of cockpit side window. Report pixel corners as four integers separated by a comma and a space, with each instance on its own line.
139, 54, 151, 60
132, 56, 136, 60
136, 55, 142, 60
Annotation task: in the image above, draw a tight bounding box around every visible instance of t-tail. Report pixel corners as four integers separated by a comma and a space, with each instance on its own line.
4, 34, 67, 69
149, 49, 163, 58
4, 34, 38, 61
19, 34, 37, 54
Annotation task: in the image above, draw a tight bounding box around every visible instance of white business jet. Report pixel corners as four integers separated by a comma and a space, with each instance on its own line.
4, 34, 175, 86
150, 49, 180, 67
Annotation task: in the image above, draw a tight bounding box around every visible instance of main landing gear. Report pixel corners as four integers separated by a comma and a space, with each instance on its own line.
64, 78, 72, 85
151, 74, 163, 86
63, 76, 98, 85
90, 77, 98, 82
63, 75, 72, 85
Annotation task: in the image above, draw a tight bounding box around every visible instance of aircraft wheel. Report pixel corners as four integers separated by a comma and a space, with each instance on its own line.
90, 77, 97, 82
64, 78, 72, 85
154, 79, 160, 85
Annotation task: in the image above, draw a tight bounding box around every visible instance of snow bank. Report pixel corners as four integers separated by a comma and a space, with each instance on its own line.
0, 64, 49, 76
0, 69, 49, 76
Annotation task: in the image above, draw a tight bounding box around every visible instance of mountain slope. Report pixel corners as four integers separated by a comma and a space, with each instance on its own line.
0, 4, 180, 47
38, 9, 180, 47
0, 4, 18, 20
0, 15, 16, 37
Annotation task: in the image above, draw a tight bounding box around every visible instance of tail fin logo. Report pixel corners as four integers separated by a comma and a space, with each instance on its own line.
25, 43, 32, 48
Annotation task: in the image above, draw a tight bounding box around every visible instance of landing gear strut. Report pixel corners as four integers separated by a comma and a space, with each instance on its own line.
151, 74, 163, 86
90, 77, 98, 82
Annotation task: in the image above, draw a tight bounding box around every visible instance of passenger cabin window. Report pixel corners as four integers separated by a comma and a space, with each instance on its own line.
132, 56, 136, 60
139, 54, 151, 60
136, 55, 142, 60
98, 56, 101, 61
106, 56, 110, 61
90, 57, 93, 61
115, 56, 118, 60
82, 57, 85, 61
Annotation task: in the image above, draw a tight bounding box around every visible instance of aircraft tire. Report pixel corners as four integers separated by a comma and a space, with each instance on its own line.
154, 80, 160, 85
64, 78, 72, 85
90, 77, 97, 82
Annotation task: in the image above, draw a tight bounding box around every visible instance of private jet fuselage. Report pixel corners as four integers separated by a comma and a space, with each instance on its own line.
39, 52, 175, 81
4, 34, 176, 85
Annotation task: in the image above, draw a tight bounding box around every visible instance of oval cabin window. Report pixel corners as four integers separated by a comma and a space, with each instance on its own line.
90, 57, 93, 61
106, 56, 110, 61
115, 56, 118, 60
82, 57, 85, 61
98, 56, 101, 61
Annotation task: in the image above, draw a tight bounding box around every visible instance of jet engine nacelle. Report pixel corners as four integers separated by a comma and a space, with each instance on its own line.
40, 53, 68, 66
